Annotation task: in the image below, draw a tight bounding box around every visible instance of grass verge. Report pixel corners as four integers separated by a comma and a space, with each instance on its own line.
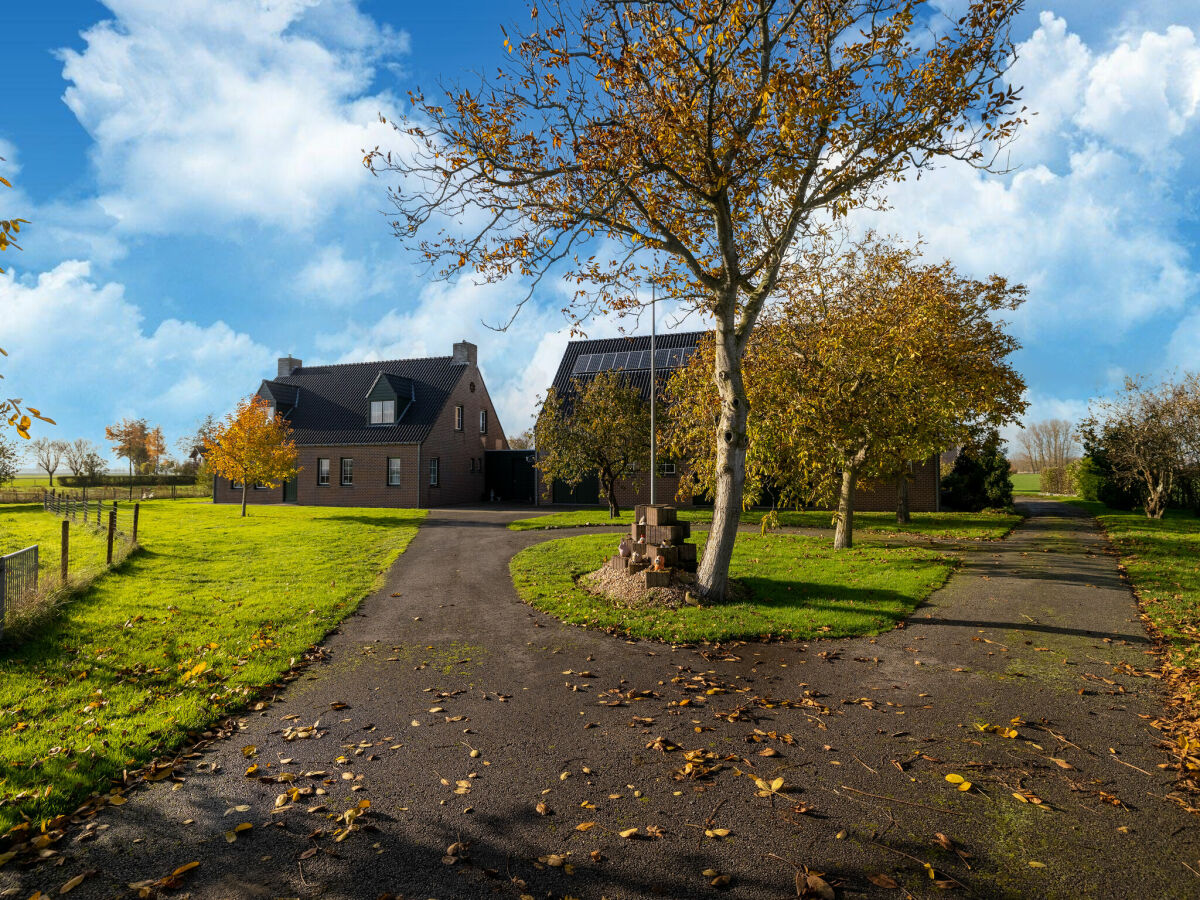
0, 500, 424, 831
510, 531, 955, 643
1067, 500, 1200, 804
507, 507, 1020, 540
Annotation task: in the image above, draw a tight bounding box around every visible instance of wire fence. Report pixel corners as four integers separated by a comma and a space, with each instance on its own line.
0, 483, 208, 504
43, 492, 140, 550
0, 546, 38, 641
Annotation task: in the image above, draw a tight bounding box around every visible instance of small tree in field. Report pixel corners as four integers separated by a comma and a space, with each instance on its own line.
367, 0, 1024, 598
535, 371, 650, 519
203, 396, 300, 517
31, 437, 67, 485
1078, 375, 1200, 519
105, 418, 151, 481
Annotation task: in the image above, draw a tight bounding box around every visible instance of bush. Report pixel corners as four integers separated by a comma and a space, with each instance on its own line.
1040, 466, 1065, 494
941, 436, 1013, 512
1072, 457, 1105, 501
57, 474, 198, 488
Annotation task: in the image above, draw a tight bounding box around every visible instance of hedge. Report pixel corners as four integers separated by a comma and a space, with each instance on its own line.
57, 474, 198, 488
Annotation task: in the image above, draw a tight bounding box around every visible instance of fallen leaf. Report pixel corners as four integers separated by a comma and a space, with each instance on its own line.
868, 873, 899, 889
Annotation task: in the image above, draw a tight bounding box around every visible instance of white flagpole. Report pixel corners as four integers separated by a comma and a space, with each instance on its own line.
650, 280, 657, 506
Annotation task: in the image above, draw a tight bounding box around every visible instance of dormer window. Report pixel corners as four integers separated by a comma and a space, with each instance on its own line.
370, 399, 395, 425
267, 404, 276, 420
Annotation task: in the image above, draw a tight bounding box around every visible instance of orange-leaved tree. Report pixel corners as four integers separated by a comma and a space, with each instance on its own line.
366, 0, 1025, 599
1, 157, 52, 438
203, 396, 300, 517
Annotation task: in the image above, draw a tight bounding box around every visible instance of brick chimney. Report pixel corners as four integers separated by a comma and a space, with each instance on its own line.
452, 341, 477, 367
277, 355, 302, 378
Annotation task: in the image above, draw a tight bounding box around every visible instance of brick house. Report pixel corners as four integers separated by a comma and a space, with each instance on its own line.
213, 341, 507, 508
541, 331, 940, 512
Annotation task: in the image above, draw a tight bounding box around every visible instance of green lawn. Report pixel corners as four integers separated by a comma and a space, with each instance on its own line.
0, 500, 424, 831
510, 531, 955, 643
1011, 472, 1040, 494
1068, 501, 1200, 675
508, 507, 1020, 540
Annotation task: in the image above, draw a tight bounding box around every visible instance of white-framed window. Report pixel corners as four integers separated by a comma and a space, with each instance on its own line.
479, 409, 488, 434
370, 399, 395, 425
266, 404, 276, 420
388, 457, 402, 486
429, 457, 439, 487
455, 405, 464, 431
659, 461, 677, 476
230, 479, 243, 489
341, 457, 353, 485
317, 458, 330, 486
253, 482, 269, 490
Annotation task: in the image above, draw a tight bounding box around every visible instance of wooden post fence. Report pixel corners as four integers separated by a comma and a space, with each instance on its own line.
106, 508, 116, 565
132, 503, 140, 544
60, 520, 69, 584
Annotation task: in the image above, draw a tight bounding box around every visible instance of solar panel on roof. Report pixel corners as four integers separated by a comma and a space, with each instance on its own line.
572, 354, 591, 374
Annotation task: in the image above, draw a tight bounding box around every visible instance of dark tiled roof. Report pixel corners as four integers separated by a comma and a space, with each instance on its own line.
265, 356, 465, 445
258, 380, 299, 407
549, 330, 708, 403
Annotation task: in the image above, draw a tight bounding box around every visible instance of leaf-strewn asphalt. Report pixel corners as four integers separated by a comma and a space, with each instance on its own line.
5, 499, 1198, 898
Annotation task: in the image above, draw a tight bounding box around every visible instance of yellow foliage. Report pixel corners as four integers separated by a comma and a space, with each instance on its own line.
203, 396, 301, 516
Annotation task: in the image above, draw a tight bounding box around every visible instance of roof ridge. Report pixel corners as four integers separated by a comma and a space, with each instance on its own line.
291, 354, 454, 373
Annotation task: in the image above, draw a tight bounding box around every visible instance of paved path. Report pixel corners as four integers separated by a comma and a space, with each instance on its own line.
6, 500, 1198, 899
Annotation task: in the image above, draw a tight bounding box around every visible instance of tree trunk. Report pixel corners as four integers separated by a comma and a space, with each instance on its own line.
834, 467, 857, 550
1145, 487, 1166, 519
696, 324, 750, 601
602, 471, 621, 519
896, 472, 911, 525
241, 483, 248, 517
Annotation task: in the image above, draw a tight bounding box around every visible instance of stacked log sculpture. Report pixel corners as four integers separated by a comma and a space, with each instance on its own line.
605, 504, 697, 588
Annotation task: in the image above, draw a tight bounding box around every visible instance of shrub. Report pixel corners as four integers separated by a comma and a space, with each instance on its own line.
1072, 457, 1105, 501
941, 435, 1013, 512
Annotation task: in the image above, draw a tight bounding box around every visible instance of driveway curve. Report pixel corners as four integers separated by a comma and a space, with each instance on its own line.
4, 499, 1197, 899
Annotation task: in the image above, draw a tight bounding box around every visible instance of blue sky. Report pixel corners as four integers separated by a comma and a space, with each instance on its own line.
2, 0, 1199, 464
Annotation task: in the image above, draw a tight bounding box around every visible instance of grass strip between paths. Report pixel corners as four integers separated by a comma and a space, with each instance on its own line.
508, 507, 1020, 540
0, 500, 424, 831
1068, 500, 1200, 805
511, 531, 956, 643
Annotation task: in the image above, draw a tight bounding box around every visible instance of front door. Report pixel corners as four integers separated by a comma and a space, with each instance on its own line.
283, 480, 298, 503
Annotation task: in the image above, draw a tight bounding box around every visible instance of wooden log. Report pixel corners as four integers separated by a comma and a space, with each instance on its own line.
644, 570, 671, 588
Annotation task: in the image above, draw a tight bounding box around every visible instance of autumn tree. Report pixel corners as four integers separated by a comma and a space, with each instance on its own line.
1, 157, 52, 439
507, 428, 536, 450
367, 0, 1024, 598
1078, 375, 1200, 519
535, 371, 650, 518
145, 425, 167, 473
30, 437, 67, 486
105, 418, 151, 481
203, 396, 300, 517
667, 237, 1026, 548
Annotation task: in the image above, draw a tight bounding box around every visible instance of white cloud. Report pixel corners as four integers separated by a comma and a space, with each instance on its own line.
0, 260, 274, 452
296, 244, 393, 306
856, 13, 1199, 342
1076, 24, 1200, 164
57, 0, 409, 233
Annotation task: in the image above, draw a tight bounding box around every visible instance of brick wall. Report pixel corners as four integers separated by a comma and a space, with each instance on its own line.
418, 362, 509, 507
535, 457, 940, 513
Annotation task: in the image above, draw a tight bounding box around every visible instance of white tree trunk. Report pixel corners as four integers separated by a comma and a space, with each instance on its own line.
696, 324, 749, 601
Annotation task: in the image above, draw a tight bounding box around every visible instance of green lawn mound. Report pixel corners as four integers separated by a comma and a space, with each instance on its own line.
0, 499, 424, 832
511, 532, 956, 644
508, 507, 1021, 540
